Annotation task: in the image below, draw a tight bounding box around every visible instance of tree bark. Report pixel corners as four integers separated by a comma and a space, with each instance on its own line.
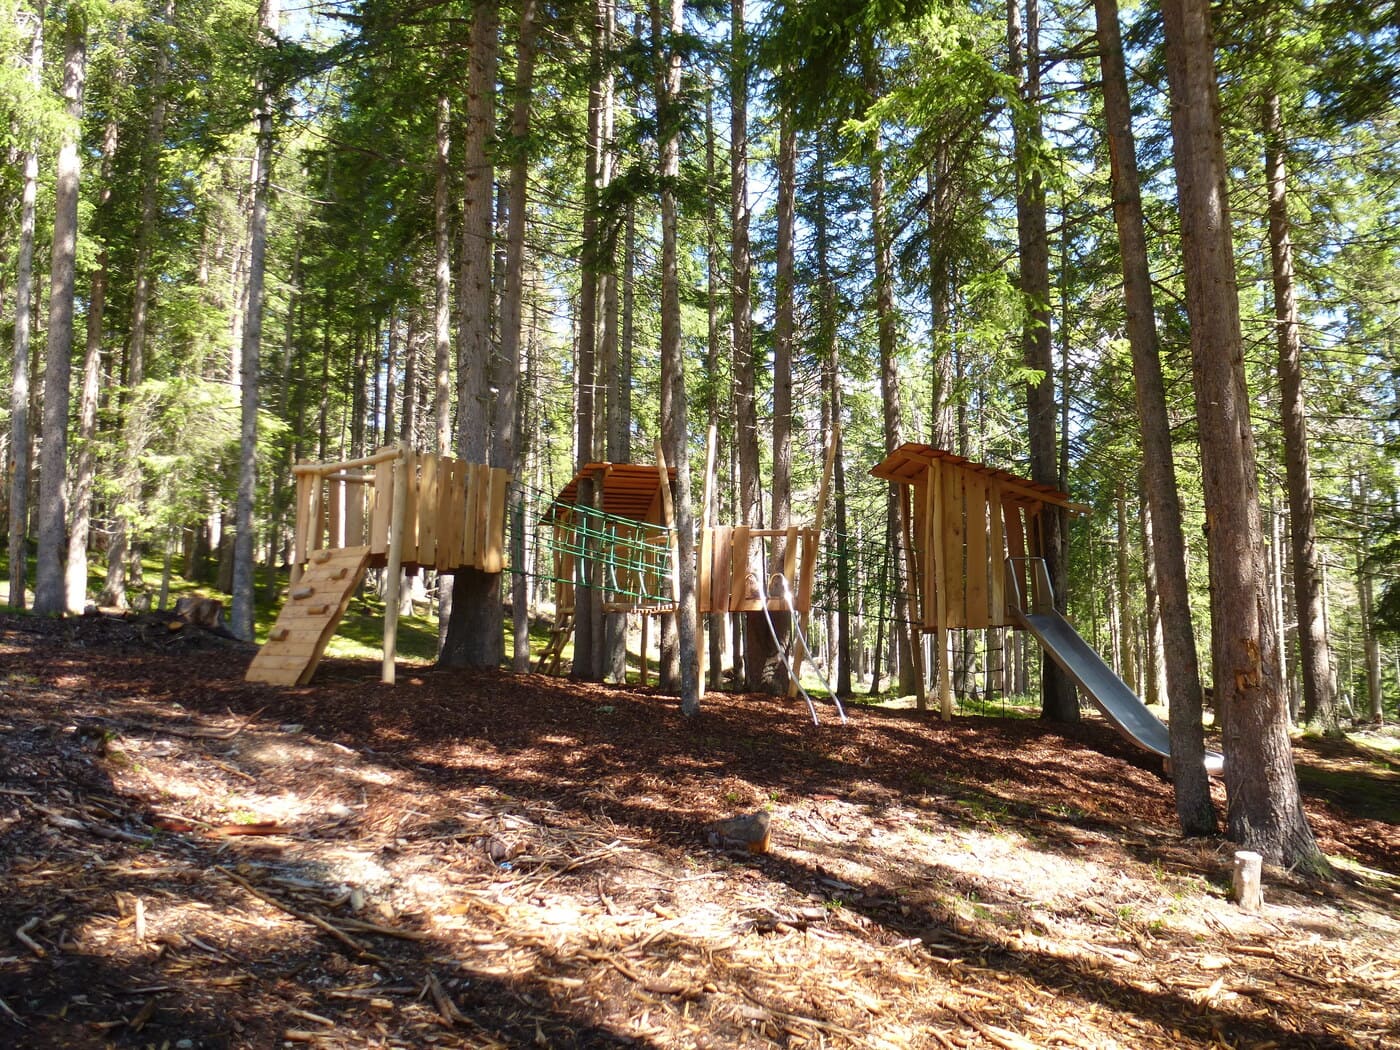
652, 0, 699, 716
434, 95, 454, 457
1263, 87, 1338, 735
442, 0, 503, 670
1008, 0, 1075, 720
497, 0, 538, 675
1159, 0, 1322, 869
34, 13, 88, 615
230, 0, 279, 641
1093, 0, 1216, 826
9, 0, 43, 610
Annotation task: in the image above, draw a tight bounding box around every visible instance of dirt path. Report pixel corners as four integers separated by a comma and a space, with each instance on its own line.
2, 614, 1396, 1049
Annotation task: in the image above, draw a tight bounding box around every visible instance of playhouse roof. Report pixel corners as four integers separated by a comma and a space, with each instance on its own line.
545, 462, 678, 525
870, 443, 1079, 510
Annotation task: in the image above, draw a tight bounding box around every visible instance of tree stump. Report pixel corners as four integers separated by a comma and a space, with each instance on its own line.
1232, 850, 1264, 912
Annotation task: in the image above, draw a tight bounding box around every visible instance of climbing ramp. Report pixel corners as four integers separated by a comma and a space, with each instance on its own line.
246, 546, 372, 686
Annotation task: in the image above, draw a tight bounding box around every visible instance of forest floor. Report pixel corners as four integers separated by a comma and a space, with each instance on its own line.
1, 612, 1397, 1050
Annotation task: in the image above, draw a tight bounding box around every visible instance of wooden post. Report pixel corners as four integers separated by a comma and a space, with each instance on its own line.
930, 461, 952, 720
654, 440, 680, 674
383, 443, 409, 684
696, 424, 717, 699
897, 481, 927, 711
1232, 851, 1264, 912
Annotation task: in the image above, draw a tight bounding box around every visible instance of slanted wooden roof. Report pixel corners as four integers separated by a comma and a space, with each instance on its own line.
870, 443, 1079, 510
545, 462, 677, 524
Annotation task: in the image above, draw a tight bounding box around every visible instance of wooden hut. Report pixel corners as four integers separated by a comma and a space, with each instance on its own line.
871, 443, 1080, 717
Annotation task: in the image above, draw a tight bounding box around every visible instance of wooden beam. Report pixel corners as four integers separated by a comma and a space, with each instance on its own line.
383, 444, 409, 685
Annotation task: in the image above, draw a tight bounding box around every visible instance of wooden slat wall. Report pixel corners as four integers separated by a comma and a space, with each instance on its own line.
964, 474, 990, 629
988, 481, 1006, 624
290, 449, 509, 577
942, 465, 966, 628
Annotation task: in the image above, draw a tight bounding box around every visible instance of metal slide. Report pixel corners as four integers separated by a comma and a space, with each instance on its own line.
1009, 559, 1223, 774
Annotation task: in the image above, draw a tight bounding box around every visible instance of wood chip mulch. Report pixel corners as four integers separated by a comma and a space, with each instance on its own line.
1, 612, 1397, 1049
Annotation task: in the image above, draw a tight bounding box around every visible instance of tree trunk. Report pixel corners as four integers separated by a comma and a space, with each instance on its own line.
1008, 0, 1075, 720
8, 0, 43, 610
497, 0, 538, 675
703, 94, 724, 691
653, 0, 699, 715
1159, 0, 1322, 869
442, 0, 503, 670
861, 50, 917, 701
434, 95, 454, 457
570, 0, 607, 681
1263, 87, 1338, 735
34, 13, 88, 615
1115, 485, 1139, 692
230, 0, 279, 641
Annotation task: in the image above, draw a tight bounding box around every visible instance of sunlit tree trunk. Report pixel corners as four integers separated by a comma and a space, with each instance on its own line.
9, 0, 43, 610
652, 0, 698, 715
497, 0, 538, 675
1159, 0, 1321, 869
1095, 0, 1216, 830
1008, 0, 1074, 719
433, 96, 454, 457
230, 0, 279, 640
1263, 87, 1338, 735
442, 0, 502, 669
34, 13, 88, 615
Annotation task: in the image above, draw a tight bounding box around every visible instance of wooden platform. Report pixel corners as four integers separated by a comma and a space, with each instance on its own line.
246, 546, 371, 686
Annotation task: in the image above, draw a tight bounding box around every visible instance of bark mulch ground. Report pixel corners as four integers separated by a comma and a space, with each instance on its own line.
1, 612, 1397, 1049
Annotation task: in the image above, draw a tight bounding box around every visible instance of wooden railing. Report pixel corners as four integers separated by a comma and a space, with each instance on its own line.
291, 445, 509, 580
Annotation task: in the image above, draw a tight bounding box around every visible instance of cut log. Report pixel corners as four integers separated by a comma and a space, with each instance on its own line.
1232, 850, 1264, 912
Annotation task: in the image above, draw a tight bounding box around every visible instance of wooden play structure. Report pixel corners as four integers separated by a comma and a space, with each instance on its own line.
246, 443, 509, 686
871, 443, 1079, 718
541, 427, 838, 711
538, 442, 679, 679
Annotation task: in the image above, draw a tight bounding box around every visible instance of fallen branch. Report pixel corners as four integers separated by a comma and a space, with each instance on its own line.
426, 971, 466, 1026
0, 995, 25, 1026
215, 866, 370, 959
14, 917, 45, 958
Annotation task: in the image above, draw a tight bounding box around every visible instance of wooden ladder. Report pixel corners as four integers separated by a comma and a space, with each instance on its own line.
246, 546, 372, 686
536, 611, 574, 676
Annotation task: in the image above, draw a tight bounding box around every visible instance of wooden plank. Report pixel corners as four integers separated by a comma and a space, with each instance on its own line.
292, 472, 310, 569
782, 526, 799, 596
920, 477, 934, 631
400, 448, 420, 567
943, 463, 966, 629
697, 527, 714, 614
964, 474, 990, 629
417, 453, 440, 569
370, 459, 392, 557
462, 464, 482, 569
436, 457, 459, 572
988, 481, 1006, 626
729, 526, 752, 612
1003, 495, 1027, 613
329, 479, 345, 549
345, 476, 366, 549
929, 459, 946, 635
384, 450, 409, 685
483, 468, 509, 573
309, 474, 326, 553
794, 529, 817, 612
711, 526, 733, 613
897, 481, 927, 710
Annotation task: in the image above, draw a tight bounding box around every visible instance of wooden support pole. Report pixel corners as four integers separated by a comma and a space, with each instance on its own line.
383, 443, 409, 685
897, 481, 928, 711
697, 424, 717, 700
